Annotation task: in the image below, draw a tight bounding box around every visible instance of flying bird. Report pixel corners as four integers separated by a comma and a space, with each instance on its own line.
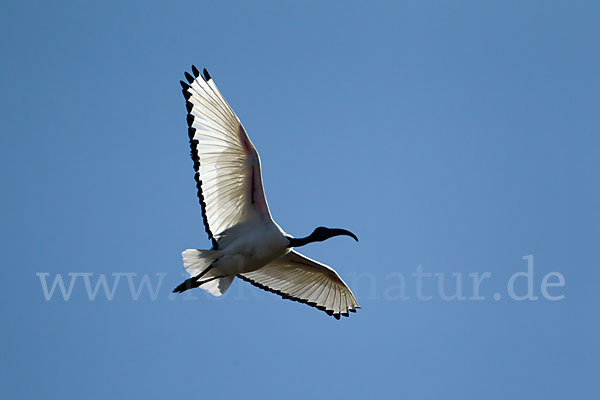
173, 66, 360, 319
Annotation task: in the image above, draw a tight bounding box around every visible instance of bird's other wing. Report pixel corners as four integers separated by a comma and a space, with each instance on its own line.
180, 67, 271, 248
238, 250, 360, 319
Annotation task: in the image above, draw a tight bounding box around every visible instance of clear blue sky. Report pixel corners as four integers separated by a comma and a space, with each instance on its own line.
2, 1, 598, 399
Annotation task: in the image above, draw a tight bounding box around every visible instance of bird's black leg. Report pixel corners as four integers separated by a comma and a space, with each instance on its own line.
172, 260, 219, 293
195, 276, 222, 286
196, 264, 214, 279
172, 273, 224, 293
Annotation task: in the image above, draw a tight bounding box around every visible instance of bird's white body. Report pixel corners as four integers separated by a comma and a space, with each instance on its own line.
176, 66, 360, 318
208, 221, 290, 276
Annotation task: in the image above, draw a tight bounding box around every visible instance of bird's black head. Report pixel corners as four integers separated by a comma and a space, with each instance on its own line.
288, 226, 358, 247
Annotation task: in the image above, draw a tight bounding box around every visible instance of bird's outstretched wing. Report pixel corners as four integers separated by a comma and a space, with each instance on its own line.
238, 251, 360, 319
180, 67, 271, 248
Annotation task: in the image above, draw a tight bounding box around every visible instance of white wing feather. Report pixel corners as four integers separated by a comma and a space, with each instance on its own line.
239, 251, 360, 319
181, 69, 271, 246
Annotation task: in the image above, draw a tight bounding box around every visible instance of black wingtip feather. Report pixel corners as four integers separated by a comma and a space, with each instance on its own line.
179, 80, 190, 90
184, 72, 195, 84
203, 68, 211, 81
186, 114, 195, 127
191, 65, 200, 78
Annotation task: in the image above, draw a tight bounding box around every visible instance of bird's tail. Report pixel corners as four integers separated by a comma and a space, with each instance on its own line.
173, 249, 234, 296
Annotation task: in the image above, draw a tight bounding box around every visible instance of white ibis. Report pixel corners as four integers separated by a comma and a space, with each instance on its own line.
173, 66, 360, 319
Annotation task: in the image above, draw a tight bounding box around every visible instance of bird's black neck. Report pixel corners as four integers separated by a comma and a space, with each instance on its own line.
287, 236, 314, 248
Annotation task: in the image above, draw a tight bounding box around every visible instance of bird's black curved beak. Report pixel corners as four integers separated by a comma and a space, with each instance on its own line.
329, 228, 359, 242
